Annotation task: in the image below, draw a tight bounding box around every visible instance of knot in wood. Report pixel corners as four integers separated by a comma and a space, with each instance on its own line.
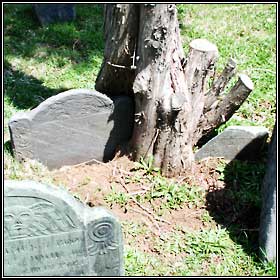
152, 40, 160, 49
153, 27, 167, 42
168, 5, 175, 12
153, 29, 162, 40
171, 93, 185, 112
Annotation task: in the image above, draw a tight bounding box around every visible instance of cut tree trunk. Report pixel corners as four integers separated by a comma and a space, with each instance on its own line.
95, 4, 254, 177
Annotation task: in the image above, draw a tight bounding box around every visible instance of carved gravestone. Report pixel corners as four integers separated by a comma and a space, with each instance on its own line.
33, 4, 76, 26
4, 180, 124, 276
8, 89, 134, 170
259, 124, 276, 262
195, 126, 269, 161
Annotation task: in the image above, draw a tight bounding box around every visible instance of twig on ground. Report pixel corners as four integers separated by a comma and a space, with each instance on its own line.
130, 208, 161, 236
240, 228, 259, 231
70, 158, 110, 169
112, 162, 117, 177
129, 190, 149, 196
176, 176, 188, 185
84, 192, 90, 204
117, 175, 171, 225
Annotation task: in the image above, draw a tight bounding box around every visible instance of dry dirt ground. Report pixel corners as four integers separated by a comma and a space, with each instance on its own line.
50, 154, 245, 254
52, 156, 217, 229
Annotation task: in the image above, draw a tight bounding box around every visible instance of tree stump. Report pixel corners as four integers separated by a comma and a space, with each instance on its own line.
95, 4, 254, 176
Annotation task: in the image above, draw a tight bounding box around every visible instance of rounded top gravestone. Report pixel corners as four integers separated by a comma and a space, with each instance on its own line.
8, 89, 134, 170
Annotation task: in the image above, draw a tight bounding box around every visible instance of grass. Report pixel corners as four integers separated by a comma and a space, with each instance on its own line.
215, 159, 266, 209
3, 3, 277, 277
104, 185, 130, 208
123, 223, 276, 276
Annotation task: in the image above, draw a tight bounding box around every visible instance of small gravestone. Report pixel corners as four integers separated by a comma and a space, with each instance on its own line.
8, 89, 134, 170
259, 125, 276, 262
4, 180, 124, 276
33, 4, 76, 26
195, 126, 269, 161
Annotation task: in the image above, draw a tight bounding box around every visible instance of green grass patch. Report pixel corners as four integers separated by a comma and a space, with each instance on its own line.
123, 224, 276, 276
104, 185, 130, 208
123, 156, 206, 212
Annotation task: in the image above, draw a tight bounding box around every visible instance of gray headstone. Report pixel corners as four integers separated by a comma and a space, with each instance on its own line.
195, 126, 269, 161
4, 180, 124, 276
259, 125, 276, 262
33, 4, 76, 26
8, 89, 134, 170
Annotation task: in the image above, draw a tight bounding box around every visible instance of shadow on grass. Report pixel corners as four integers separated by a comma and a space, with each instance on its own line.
205, 150, 268, 260
4, 4, 105, 111
4, 60, 69, 110
4, 4, 104, 63
4, 140, 14, 157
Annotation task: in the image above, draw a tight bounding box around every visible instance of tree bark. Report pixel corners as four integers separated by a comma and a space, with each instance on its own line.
95, 4, 254, 177
95, 4, 139, 96
131, 4, 194, 176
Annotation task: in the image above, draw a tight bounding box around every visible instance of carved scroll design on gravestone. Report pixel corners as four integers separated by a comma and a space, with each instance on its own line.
87, 218, 122, 275
4, 180, 124, 276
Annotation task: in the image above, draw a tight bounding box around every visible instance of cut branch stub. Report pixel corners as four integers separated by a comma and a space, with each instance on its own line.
183, 38, 219, 134
184, 39, 219, 96
194, 73, 254, 144
204, 58, 237, 112
214, 73, 254, 124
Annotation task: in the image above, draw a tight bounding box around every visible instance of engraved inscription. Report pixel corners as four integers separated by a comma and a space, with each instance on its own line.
4, 231, 89, 276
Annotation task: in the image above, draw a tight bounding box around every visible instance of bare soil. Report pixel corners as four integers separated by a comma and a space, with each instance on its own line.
51, 155, 229, 243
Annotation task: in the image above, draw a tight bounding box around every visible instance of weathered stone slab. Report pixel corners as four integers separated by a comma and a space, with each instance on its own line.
4, 180, 124, 276
195, 126, 269, 161
8, 89, 134, 170
259, 125, 276, 262
33, 4, 76, 26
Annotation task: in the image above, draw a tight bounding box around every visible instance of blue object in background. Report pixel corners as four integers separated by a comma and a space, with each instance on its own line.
33, 4, 76, 26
